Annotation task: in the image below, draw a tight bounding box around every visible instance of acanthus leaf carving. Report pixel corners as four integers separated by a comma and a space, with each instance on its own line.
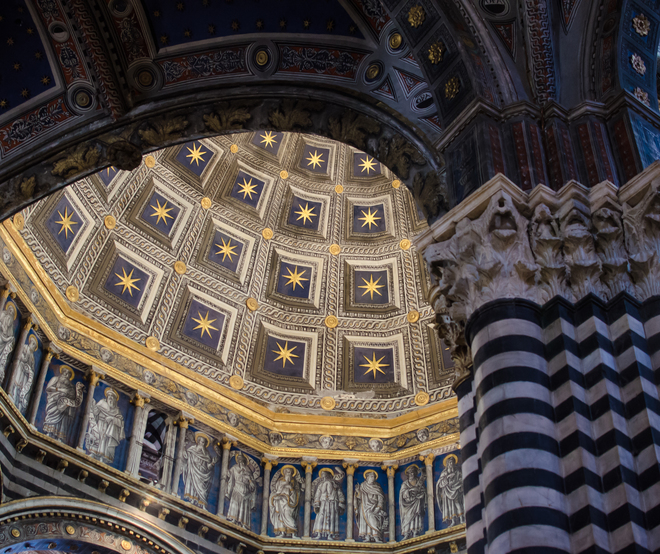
268, 99, 324, 132
327, 111, 381, 150
138, 116, 189, 147
592, 204, 634, 299
203, 101, 258, 133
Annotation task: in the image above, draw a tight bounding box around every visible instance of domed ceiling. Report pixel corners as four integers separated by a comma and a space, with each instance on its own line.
14, 131, 454, 419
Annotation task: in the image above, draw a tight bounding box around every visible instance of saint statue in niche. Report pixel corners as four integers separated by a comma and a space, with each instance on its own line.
0, 303, 16, 382
399, 464, 426, 539
269, 465, 303, 538
43, 365, 85, 442
10, 334, 38, 413
354, 469, 388, 542
181, 431, 219, 510
436, 454, 465, 527
311, 466, 345, 540
86, 387, 125, 464
226, 452, 260, 528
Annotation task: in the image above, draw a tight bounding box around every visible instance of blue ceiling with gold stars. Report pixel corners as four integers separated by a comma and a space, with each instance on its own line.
19, 131, 455, 417
0, 0, 55, 111
143, 0, 365, 48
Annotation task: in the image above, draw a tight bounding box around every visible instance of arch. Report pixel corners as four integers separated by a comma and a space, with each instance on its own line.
0, 497, 195, 554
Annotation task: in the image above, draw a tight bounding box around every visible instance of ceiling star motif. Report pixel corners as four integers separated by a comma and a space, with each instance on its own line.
306, 150, 324, 169
186, 143, 207, 166
237, 177, 258, 200
150, 199, 174, 225
215, 237, 238, 262
55, 207, 78, 238
359, 207, 381, 229
114, 267, 141, 296
359, 274, 385, 300
358, 156, 377, 174
272, 341, 299, 368
295, 202, 316, 225
260, 131, 278, 148
283, 265, 309, 290
361, 352, 389, 379
192, 310, 219, 339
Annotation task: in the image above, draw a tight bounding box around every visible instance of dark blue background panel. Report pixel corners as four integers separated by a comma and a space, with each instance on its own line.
140, 191, 181, 236
353, 346, 394, 384
354, 269, 389, 304
352, 204, 386, 233
174, 140, 213, 176
299, 144, 329, 173
353, 152, 381, 177
182, 298, 225, 349
277, 262, 312, 299
288, 197, 322, 230
264, 335, 306, 378
208, 230, 243, 273
230, 170, 265, 208
45, 196, 81, 253
252, 130, 283, 154
104, 256, 149, 308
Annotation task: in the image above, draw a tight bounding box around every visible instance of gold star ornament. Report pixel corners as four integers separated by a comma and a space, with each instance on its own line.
272, 341, 298, 368
215, 237, 238, 262
55, 207, 79, 238
150, 199, 174, 226
358, 156, 378, 174
192, 311, 219, 339
306, 149, 324, 169
359, 207, 381, 230
360, 352, 389, 379
114, 267, 141, 296
359, 274, 385, 300
283, 266, 309, 291
295, 202, 316, 225
237, 177, 258, 200
186, 143, 207, 166
260, 131, 278, 148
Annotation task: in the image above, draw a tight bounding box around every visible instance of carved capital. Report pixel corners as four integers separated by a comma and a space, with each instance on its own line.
419, 453, 435, 466
381, 464, 398, 478
301, 460, 317, 473
86, 370, 101, 387
132, 392, 150, 408
342, 462, 359, 476
176, 416, 191, 429
221, 437, 236, 450
262, 457, 278, 471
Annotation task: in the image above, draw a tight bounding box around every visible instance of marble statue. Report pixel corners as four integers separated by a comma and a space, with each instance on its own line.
311, 466, 345, 540
226, 452, 259, 528
43, 365, 85, 442
436, 454, 465, 526
86, 387, 126, 464
399, 464, 426, 538
269, 465, 303, 537
354, 469, 388, 542
11, 334, 37, 413
181, 431, 219, 510
0, 303, 15, 382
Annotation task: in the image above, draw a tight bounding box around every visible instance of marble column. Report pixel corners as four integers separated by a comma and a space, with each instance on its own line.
157, 416, 177, 492
260, 456, 278, 535
27, 343, 60, 425
217, 436, 236, 516
382, 464, 398, 543
125, 391, 151, 477
342, 462, 358, 541
5, 313, 35, 392
301, 459, 317, 538
76, 368, 102, 450
169, 414, 191, 495
420, 453, 435, 533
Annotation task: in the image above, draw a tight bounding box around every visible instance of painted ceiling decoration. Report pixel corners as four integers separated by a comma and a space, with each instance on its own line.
11, 132, 455, 427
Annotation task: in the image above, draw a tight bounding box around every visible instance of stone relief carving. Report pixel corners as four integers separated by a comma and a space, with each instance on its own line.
43, 365, 85, 442
593, 204, 633, 298
436, 454, 464, 527
10, 334, 38, 414
0, 303, 16, 381
86, 388, 125, 464
529, 203, 569, 303
354, 470, 388, 542
311, 466, 346, 540
399, 464, 426, 539
269, 465, 304, 537
181, 431, 220, 510
225, 452, 261, 528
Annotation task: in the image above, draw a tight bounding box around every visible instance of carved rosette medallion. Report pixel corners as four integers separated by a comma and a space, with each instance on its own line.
428, 42, 445, 64
229, 375, 244, 390
144, 155, 156, 168
66, 286, 79, 302
104, 215, 116, 229
408, 5, 426, 27
633, 87, 650, 106
145, 336, 160, 351
630, 53, 647, 75
414, 391, 429, 406
445, 78, 460, 100
325, 315, 339, 328
632, 13, 651, 36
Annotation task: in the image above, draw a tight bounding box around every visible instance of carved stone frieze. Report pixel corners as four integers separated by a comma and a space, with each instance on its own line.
415, 163, 660, 371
